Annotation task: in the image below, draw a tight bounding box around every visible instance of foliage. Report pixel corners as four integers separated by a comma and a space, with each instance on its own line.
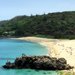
0, 11, 75, 39
58, 71, 75, 75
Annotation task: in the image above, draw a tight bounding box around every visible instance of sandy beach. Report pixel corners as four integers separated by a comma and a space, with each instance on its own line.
16, 37, 75, 71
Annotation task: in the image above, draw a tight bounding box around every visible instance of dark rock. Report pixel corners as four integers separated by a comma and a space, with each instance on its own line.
2, 56, 73, 70
56, 58, 67, 64
56, 58, 67, 70
3, 62, 15, 69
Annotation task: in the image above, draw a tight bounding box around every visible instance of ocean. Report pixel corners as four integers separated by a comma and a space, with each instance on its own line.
0, 39, 58, 75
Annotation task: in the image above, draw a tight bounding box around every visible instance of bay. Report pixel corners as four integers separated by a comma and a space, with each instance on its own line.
0, 39, 58, 75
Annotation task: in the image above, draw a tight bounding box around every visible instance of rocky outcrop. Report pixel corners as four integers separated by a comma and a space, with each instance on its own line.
3, 56, 73, 70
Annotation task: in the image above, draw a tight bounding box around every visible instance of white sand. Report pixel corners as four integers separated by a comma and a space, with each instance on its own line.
16, 37, 75, 71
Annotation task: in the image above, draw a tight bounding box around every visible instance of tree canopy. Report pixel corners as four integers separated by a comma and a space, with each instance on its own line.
0, 11, 75, 39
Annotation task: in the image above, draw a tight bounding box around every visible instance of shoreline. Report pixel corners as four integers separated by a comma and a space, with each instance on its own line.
14, 36, 75, 72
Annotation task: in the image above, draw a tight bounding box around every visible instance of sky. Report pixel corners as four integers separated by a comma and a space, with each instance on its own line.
0, 0, 75, 20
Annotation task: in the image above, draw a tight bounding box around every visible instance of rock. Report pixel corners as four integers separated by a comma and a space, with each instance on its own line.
56, 58, 67, 70
56, 58, 67, 64
3, 62, 15, 69
3, 56, 73, 70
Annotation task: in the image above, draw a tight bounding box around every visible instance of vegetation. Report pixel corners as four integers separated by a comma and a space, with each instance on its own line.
0, 11, 75, 39
58, 71, 75, 75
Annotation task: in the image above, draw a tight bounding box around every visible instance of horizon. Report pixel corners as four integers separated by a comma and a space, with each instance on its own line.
0, 0, 75, 21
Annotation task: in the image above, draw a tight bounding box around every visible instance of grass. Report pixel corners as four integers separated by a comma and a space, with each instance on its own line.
57, 70, 75, 75
33, 34, 54, 38
33, 34, 75, 40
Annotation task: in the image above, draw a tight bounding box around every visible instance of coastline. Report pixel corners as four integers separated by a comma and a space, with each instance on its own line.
15, 36, 75, 72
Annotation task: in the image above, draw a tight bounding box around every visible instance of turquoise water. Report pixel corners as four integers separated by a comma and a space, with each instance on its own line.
0, 39, 58, 75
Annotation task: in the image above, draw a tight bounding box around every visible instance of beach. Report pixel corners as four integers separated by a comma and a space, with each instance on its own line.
16, 37, 75, 71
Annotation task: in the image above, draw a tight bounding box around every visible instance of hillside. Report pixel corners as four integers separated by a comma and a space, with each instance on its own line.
0, 11, 75, 39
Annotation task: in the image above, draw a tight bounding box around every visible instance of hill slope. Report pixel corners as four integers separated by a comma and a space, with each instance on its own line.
0, 11, 75, 39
